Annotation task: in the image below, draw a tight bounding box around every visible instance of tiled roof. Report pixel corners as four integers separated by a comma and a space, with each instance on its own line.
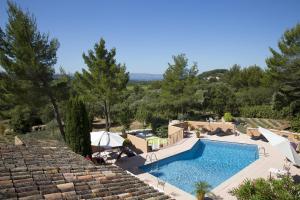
0, 139, 171, 200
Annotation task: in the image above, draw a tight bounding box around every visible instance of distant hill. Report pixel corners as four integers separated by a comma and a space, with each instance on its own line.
198, 69, 228, 80
53, 69, 227, 82
129, 73, 163, 81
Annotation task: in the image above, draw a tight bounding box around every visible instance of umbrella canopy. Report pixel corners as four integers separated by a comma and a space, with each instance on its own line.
258, 127, 300, 166
90, 131, 124, 148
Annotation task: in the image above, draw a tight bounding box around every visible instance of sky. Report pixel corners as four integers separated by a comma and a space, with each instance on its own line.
0, 0, 300, 74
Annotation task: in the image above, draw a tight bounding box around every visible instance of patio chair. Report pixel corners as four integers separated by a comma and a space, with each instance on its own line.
117, 146, 136, 159
91, 152, 106, 164
291, 142, 300, 153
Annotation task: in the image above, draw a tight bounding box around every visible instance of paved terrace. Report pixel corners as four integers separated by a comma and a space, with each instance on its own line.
0, 137, 172, 200
116, 133, 300, 200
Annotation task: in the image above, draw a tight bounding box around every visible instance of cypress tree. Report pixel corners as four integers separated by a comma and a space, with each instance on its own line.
65, 97, 91, 156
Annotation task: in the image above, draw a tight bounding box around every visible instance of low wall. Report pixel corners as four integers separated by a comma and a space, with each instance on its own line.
127, 134, 148, 153
187, 121, 235, 132
168, 124, 184, 145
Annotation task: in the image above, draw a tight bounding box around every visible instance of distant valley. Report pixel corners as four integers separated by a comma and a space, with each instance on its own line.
129, 73, 163, 81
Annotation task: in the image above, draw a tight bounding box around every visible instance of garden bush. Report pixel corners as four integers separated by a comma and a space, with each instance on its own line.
291, 114, 300, 132
9, 106, 32, 134
156, 125, 168, 138
0, 124, 6, 135
123, 138, 133, 147
223, 112, 233, 122
150, 117, 168, 133
230, 176, 300, 200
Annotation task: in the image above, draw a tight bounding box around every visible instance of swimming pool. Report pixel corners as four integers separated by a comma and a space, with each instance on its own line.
140, 139, 258, 195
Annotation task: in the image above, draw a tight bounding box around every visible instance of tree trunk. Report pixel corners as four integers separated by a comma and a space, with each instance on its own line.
107, 101, 111, 131
48, 91, 65, 140
103, 100, 110, 132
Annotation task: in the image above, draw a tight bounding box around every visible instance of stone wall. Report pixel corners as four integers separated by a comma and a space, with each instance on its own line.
127, 134, 149, 153
168, 124, 184, 145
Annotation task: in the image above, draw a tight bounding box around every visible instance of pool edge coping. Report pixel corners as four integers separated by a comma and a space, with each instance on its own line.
139, 138, 259, 195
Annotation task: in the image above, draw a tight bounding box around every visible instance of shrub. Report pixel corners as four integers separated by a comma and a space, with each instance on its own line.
178, 113, 188, 121
115, 102, 134, 130
230, 176, 300, 200
223, 112, 233, 122
156, 125, 168, 138
150, 117, 168, 133
123, 138, 132, 147
65, 97, 91, 156
9, 106, 32, 134
291, 114, 300, 132
0, 124, 6, 135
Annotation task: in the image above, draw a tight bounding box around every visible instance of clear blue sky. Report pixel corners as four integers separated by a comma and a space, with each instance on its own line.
1, 0, 299, 74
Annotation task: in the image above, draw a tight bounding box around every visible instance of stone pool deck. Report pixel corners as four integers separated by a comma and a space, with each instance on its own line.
116, 133, 300, 200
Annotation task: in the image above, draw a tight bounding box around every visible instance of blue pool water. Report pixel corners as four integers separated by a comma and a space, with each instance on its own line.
140, 139, 258, 195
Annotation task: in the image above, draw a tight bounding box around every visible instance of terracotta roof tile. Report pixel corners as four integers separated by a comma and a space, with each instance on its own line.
0, 141, 172, 200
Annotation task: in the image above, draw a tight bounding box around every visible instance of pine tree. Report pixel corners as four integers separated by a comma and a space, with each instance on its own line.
65, 97, 91, 156
160, 54, 199, 118
266, 24, 300, 115
0, 2, 66, 138
74, 38, 129, 131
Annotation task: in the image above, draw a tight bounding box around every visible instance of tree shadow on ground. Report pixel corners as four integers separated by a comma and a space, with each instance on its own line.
293, 174, 300, 183
205, 193, 224, 200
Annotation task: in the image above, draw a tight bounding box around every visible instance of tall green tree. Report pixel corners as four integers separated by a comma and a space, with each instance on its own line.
266, 23, 300, 115
0, 2, 66, 138
224, 64, 243, 89
160, 54, 200, 118
74, 38, 129, 131
204, 83, 238, 117
65, 97, 91, 156
225, 65, 265, 89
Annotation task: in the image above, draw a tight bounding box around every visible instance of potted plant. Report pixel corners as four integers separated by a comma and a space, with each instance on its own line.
194, 181, 211, 200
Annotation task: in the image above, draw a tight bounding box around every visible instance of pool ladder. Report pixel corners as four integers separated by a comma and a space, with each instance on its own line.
145, 153, 166, 191
258, 146, 266, 156
145, 152, 159, 172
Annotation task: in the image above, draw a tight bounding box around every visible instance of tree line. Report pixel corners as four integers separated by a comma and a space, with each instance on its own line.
1, 1, 300, 146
